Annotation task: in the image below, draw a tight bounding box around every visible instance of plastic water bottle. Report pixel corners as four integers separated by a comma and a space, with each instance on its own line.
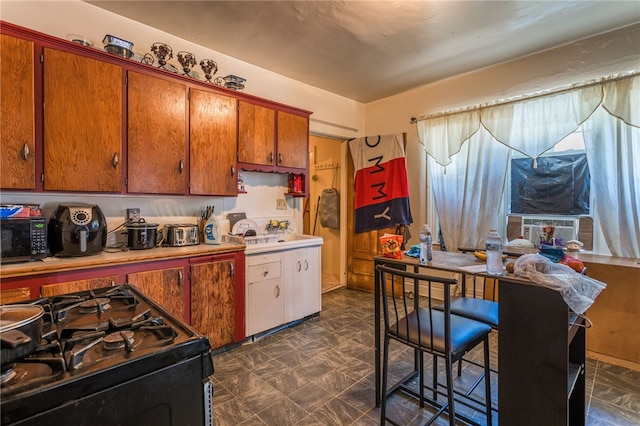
419, 224, 433, 265
486, 229, 503, 275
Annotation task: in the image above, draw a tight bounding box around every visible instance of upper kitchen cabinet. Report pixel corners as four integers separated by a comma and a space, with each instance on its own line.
127, 71, 187, 194
237, 100, 276, 169
43, 48, 122, 192
1, 34, 35, 190
189, 89, 237, 196
277, 110, 309, 170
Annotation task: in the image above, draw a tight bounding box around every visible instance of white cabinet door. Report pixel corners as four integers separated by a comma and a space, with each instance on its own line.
247, 278, 283, 336
246, 253, 283, 336
283, 246, 321, 323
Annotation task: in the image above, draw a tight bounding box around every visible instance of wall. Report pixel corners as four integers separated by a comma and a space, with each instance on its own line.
364, 23, 640, 244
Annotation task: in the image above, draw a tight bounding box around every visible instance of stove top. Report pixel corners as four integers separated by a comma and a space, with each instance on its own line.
1, 285, 213, 424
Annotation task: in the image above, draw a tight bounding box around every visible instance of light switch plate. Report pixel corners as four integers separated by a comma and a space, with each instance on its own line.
276, 199, 287, 210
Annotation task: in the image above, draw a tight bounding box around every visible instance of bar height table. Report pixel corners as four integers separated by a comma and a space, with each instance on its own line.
373, 252, 586, 426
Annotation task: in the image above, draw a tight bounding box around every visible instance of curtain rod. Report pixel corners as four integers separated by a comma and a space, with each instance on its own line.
410, 70, 639, 124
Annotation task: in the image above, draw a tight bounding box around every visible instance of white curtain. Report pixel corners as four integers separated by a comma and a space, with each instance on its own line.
429, 127, 510, 252
583, 108, 640, 257
417, 73, 640, 257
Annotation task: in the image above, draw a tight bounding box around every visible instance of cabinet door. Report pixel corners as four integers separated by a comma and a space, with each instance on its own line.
189, 89, 237, 195
40, 275, 118, 297
277, 111, 308, 169
191, 259, 235, 349
127, 71, 187, 194
238, 101, 275, 166
43, 48, 122, 192
0, 287, 32, 304
247, 278, 283, 336
283, 246, 321, 322
1, 35, 35, 190
127, 267, 185, 321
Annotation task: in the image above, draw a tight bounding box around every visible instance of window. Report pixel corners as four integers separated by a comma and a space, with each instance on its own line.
510, 130, 589, 215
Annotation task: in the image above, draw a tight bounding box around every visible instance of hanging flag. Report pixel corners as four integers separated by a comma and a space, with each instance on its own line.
349, 134, 413, 233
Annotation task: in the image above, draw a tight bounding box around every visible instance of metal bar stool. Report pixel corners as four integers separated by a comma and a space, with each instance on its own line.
377, 265, 493, 426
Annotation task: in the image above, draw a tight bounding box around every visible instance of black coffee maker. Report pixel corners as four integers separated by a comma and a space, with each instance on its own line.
48, 203, 107, 257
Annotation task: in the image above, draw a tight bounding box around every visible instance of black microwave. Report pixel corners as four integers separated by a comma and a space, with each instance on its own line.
0, 217, 47, 264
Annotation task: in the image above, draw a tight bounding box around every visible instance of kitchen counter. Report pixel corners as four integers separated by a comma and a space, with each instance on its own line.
0, 243, 245, 279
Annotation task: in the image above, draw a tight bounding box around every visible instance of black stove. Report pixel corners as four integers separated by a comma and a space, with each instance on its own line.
1, 284, 213, 426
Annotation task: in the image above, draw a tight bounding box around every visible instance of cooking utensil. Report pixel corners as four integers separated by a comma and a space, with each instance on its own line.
0, 304, 44, 368
126, 220, 158, 250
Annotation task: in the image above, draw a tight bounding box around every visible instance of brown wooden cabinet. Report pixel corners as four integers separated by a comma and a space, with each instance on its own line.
1, 34, 35, 190
43, 48, 122, 192
40, 275, 118, 297
0, 286, 31, 304
127, 71, 187, 194
238, 100, 276, 167
189, 89, 237, 195
190, 254, 244, 350
238, 101, 310, 172
127, 266, 186, 321
277, 110, 308, 169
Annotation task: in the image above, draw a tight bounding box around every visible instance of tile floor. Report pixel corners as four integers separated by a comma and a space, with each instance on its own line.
211, 287, 640, 425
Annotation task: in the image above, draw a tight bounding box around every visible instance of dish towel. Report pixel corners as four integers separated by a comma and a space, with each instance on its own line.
349, 134, 413, 233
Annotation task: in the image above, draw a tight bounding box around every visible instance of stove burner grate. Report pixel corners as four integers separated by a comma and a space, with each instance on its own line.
103, 331, 135, 351
78, 297, 111, 314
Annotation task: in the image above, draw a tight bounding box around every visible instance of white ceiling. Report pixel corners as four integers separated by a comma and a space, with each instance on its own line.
87, 1, 640, 103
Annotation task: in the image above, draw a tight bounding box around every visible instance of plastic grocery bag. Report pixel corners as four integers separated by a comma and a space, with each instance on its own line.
513, 254, 606, 314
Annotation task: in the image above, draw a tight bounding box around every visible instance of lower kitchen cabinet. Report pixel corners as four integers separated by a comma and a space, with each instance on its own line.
0, 286, 31, 304
283, 246, 321, 322
246, 252, 283, 336
190, 253, 244, 350
40, 275, 119, 297
246, 246, 321, 337
127, 266, 186, 322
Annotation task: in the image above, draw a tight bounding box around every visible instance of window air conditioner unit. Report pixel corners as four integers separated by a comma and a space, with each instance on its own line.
520, 215, 579, 246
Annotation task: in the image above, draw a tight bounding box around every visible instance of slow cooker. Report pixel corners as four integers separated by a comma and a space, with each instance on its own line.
126, 220, 159, 250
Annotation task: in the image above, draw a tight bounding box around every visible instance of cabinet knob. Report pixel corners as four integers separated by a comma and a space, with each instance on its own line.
229, 263, 234, 277
269, 152, 274, 163
21, 143, 30, 161
179, 160, 184, 174
278, 153, 283, 164
178, 270, 183, 285
304, 260, 309, 271
112, 153, 119, 169
296, 260, 302, 272
275, 285, 280, 298
263, 268, 269, 277
230, 165, 235, 176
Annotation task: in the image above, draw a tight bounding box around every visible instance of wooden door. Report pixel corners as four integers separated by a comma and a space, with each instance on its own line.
1, 35, 35, 190
40, 275, 118, 297
346, 136, 406, 292
43, 48, 122, 192
277, 111, 308, 169
127, 71, 186, 194
190, 259, 235, 349
189, 89, 237, 195
127, 267, 185, 321
238, 101, 275, 166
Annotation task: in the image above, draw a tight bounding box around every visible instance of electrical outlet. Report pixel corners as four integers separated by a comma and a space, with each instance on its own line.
126, 208, 140, 222
276, 199, 287, 210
